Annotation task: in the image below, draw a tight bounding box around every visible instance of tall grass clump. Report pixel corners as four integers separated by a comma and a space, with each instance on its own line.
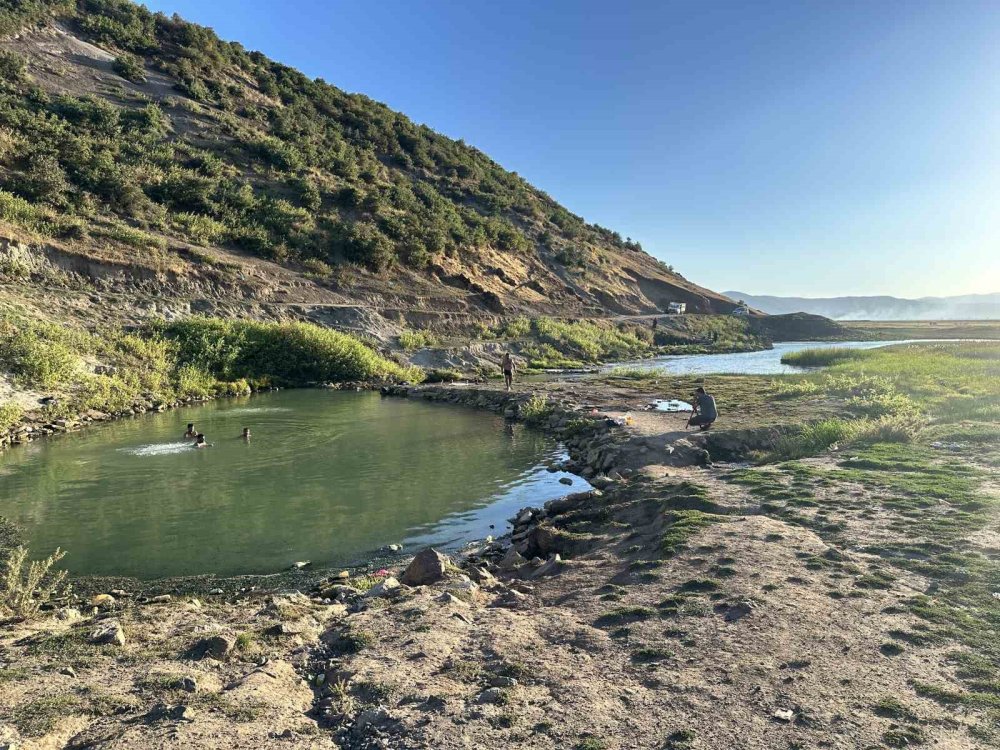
770, 416, 920, 461
606, 366, 661, 381
781, 347, 872, 367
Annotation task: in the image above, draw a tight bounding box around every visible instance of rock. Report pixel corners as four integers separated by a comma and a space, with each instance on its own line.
514, 509, 534, 525
333, 570, 350, 581
179, 676, 198, 693
387, 543, 403, 552
147, 594, 172, 604
192, 633, 234, 660
60, 665, 78, 678
446, 575, 479, 596
355, 706, 392, 729
290, 561, 311, 569
56, 607, 82, 622
497, 547, 527, 571
321, 584, 361, 601
589, 475, 613, 490
489, 676, 518, 688
530, 554, 566, 579
436, 592, 469, 607
110, 589, 130, 598
399, 547, 452, 586
91, 593, 116, 610
466, 566, 496, 584
90, 619, 126, 646
558, 477, 573, 485
148, 703, 197, 722
365, 576, 401, 598
477, 687, 508, 704
772, 708, 795, 723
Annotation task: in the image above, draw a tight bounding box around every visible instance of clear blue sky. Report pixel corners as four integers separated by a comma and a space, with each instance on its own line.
141, 0, 1000, 298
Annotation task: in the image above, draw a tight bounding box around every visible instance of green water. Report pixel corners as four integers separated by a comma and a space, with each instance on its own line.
0, 391, 585, 579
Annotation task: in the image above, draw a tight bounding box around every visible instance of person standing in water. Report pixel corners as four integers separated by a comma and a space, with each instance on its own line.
241, 427, 251, 441
501, 351, 515, 392
686, 386, 718, 431
184, 423, 197, 438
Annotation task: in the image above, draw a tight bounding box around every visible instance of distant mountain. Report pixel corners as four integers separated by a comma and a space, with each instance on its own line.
724, 292, 1000, 321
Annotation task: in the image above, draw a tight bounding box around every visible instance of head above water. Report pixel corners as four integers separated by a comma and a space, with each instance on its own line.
242, 427, 251, 436
187, 423, 194, 430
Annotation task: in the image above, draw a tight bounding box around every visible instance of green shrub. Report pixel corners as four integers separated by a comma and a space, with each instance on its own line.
112, 52, 146, 83
0, 320, 81, 387
160, 318, 422, 384
1, 545, 67, 619
398, 329, 438, 351
0, 402, 23, 431
520, 395, 553, 425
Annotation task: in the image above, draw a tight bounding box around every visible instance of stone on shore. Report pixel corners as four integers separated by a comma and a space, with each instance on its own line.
90, 619, 126, 646
399, 547, 452, 586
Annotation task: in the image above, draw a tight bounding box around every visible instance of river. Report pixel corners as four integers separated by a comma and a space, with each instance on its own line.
604, 339, 949, 376
0, 390, 586, 579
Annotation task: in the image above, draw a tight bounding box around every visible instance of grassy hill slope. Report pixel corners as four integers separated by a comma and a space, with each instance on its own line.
0, 0, 738, 326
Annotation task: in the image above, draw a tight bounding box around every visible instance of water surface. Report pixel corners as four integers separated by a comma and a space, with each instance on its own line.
0, 391, 584, 578
606, 339, 947, 376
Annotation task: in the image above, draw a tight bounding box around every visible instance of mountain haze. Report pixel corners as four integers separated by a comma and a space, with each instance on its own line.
726, 291, 1000, 321
0, 0, 738, 330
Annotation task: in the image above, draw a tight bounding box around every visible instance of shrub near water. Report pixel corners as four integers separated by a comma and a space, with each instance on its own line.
0, 315, 421, 429
159, 318, 421, 384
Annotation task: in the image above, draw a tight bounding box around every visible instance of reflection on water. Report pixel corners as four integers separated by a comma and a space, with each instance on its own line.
0, 391, 585, 579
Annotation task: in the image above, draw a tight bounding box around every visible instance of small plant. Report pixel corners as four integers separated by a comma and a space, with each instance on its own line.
520, 394, 553, 425
1, 545, 67, 619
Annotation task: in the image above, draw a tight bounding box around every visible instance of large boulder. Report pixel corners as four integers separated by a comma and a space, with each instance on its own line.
399, 547, 452, 586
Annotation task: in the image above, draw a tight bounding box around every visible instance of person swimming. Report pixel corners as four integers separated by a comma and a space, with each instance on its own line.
184, 423, 197, 438
241, 427, 251, 441
193, 433, 209, 448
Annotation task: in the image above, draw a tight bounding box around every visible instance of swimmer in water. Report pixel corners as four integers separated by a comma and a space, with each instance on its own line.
193, 433, 209, 448
184, 422, 197, 438
241, 427, 251, 441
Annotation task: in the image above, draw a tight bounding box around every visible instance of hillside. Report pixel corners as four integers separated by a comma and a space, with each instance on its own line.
0, 0, 739, 338
726, 291, 1000, 321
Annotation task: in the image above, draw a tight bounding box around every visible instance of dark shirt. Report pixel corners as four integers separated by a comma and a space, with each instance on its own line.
696, 394, 717, 420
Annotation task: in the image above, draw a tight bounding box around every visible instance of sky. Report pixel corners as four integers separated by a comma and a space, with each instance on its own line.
140, 0, 1000, 298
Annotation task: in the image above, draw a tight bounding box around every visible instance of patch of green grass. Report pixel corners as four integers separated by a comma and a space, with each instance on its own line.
595, 606, 656, 626
663, 729, 697, 749
873, 696, 919, 721
882, 725, 927, 747
10, 694, 83, 736
631, 646, 672, 663
677, 578, 721, 593
575, 738, 607, 750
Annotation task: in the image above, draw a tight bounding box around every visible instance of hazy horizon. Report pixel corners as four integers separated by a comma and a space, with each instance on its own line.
141, 0, 1000, 298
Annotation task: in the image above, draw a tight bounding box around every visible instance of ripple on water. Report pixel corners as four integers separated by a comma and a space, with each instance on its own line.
119, 441, 194, 457
223, 407, 293, 415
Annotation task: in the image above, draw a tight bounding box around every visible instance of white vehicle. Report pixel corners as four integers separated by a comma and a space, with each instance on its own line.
732, 304, 750, 316
666, 302, 686, 315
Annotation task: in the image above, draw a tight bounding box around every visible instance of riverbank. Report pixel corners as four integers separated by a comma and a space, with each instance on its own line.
1, 342, 997, 748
